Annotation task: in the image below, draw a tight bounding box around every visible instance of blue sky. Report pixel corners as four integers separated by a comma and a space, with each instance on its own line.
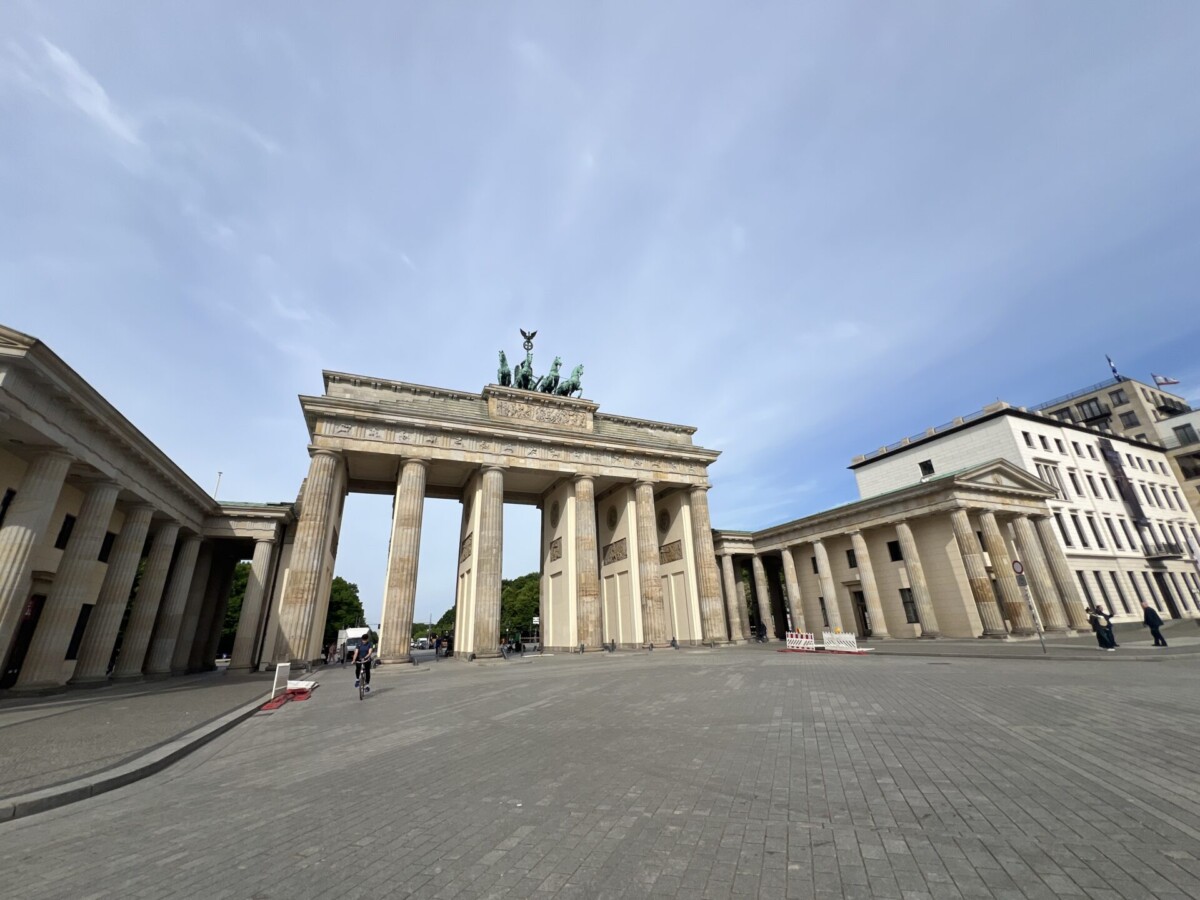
3, 3, 1199, 628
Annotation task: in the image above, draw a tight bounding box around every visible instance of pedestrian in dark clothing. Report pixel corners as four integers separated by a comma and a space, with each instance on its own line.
1142, 601, 1168, 647
1087, 607, 1115, 651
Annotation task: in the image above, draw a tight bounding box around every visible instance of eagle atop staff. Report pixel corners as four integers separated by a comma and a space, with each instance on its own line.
520, 328, 537, 350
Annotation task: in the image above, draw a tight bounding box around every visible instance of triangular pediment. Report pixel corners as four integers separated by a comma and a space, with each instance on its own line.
0, 325, 36, 351
954, 459, 1056, 495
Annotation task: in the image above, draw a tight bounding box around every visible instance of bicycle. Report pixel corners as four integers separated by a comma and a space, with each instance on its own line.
352, 654, 373, 700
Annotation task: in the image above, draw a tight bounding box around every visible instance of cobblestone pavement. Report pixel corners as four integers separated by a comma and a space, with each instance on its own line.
5, 647, 1200, 899
0, 670, 273, 797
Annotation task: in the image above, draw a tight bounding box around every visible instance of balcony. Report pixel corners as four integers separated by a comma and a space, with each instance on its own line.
1144, 542, 1185, 560
1076, 402, 1111, 423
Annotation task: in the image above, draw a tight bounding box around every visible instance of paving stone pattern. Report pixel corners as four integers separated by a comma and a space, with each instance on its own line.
5, 648, 1200, 899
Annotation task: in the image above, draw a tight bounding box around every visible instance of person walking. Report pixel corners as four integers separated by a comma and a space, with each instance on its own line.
1087, 606, 1115, 651
1142, 601, 1168, 647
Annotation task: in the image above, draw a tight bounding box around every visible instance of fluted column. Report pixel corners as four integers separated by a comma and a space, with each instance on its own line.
720, 554, 745, 642
949, 509, 1006, 637
113, 521, 180, 678
750, 555, 775, 638
1013, 515, 1070, 632
471, 466, 504, 658
575, 475, 602, 649
71, 504, 155, 684
779, 547, 806, 633
0, 450, 73, 663
379, 459, 428, 663
190, 554, 236, 672
849, 531, 889, 638
224, 538, 274, 670
142, 534, 203, 675
1035, 514, 1090, 630
978, 511, 1033, 634
895, 521, 940, 637
275, 447, 341, 663
811, 540, 845, 631
15, 480, 121, 689
170, 543, 213, 674
634, 481, 667, 645
688, 486, 727, 644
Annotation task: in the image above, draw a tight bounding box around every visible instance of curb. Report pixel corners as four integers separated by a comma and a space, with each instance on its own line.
0, 692, 271, 823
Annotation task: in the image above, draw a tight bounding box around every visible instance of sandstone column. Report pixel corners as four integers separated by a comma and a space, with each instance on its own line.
634, 481, 667, 646
1013, 515, 1070, 632
1035, 514, 1090, 630
895, 521, 940, 637
275, 447, 341, 664
849, 531, 889, 638
688, 486, 727, 644
979, 510, 1033, 634
71, 504, 154, 684
0, 450, 73, 663
170, 543, 214, 674
779, 547, 806, 633
949, 509, 1006, 637
379, 459, 428, 663
190, 554, 236, 672
811, 539, 845, 631
143, 534, 203, 675
574, 475, 602, 649
15, 479, 120, 690
113, 521, 180, 678
471, 465, 504, 658
228, 538, 277, 670
199, 557, 238, 671
750, 555, 775, 638
720, 554, 745, 642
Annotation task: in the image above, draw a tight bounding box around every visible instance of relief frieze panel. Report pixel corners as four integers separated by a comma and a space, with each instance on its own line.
548, 537, 563, 562
459, 533, 473, 563
659, 540, 683, 564
602, 538, 628, 566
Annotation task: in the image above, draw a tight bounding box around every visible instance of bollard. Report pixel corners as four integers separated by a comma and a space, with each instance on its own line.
670, 637, 679, 649
648, 643, 654, 651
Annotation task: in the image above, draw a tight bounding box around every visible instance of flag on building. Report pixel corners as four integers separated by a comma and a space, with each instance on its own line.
1152, 373, 1181, 386
1106, 355, 1119, 377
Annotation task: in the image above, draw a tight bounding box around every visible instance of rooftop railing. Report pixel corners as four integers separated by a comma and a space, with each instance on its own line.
1030, 376, 1124, 412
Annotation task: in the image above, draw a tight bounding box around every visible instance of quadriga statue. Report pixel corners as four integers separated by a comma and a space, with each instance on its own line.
555, 364, 584, 398
497, 351, 512, 387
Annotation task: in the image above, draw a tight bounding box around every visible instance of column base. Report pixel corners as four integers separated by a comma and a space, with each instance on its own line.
379, 655, 412, 665
3, 681, 68, 696
917, 632, 940, 639
111, 674, 145, 683
1043, 626, 1075, 635
225, 664, 255, 673
978, 631, 1012, 639
68, 674, 113, 687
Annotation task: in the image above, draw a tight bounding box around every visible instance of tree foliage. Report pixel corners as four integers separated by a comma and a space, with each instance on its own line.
431, 571, 541, 638
323, 576, 366, 647
219, 561, 251, 654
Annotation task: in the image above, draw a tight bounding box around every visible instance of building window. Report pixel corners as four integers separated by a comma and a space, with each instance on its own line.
811, 556, 819, 575
1119, 519, 1136, 549
887, 540, 903, 562
899, 588, 919, 624
1104, 519, 1122, 549
1093, 570, 1114, 614
1141, 572, 1162, 611
918, 459, 935, 477
1086, 517, 1106, 549
1109, 388, 1129, 406
1164, 489, 1177, 510
818, 597, 829, 628
1076, 571, 1095, 607
1078, 399, 1105, 420
1168, 573, 1191, 611
65, 605, 94, 660
976, 530, 986, 550
1119, 411, 1140, 429
1136, 457, 1146, 471
1173, 424, 1199, 446
54, 514, 77, 550
1039, 435, 1051, 451
1023, 431, 1034, 448
1071, 441, 1082, 455
1086, 475, 1101, 498
1071, 514, 1089, 548
1108, 572, 1131, 614
1068, 472, 1083, 496
98, 531, 117, 563
846, 548, 858, 569
1100, 477, 1114, 500
1054, 513, 1073, 546
1052, 408, 1075, 423
0, 488, 15, 528
1087, 445, 1098, 460
1127, 572, 1145, 605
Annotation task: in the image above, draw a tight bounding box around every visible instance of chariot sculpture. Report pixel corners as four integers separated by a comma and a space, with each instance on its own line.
497, 331, 583, 398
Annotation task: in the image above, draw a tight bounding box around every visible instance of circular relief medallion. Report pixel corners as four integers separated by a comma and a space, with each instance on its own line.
606, 506, 618, 530
658, 510, 670, 534
550, 500, 561, 529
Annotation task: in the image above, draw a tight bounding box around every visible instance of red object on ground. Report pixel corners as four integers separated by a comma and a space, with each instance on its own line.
259, 686, 315, 710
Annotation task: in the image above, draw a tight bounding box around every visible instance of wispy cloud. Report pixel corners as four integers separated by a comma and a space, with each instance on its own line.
39, 37, 140, 145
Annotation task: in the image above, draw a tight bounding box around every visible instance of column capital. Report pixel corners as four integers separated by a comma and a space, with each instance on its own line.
307, 446, 342, 461
689, 483, 711, 494
634, 479, 656, 489
572, 472, 595, 485
481, 463, 507, 476
252, 535, 276, 546
400, 457, 431, 470
125, 502, 156, 514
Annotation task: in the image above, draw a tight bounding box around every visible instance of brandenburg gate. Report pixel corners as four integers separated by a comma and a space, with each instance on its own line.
273, 340, 726, 664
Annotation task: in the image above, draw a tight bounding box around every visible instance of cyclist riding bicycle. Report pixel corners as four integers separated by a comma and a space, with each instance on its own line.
350, 635, 374, 693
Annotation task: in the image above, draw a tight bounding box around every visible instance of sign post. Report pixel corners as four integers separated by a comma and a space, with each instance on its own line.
1012, 560, 1046, 655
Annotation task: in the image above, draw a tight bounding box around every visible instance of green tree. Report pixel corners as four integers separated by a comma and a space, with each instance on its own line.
430, 571, 541, 639
219, 562, 251, 654
323, 576, 366, 648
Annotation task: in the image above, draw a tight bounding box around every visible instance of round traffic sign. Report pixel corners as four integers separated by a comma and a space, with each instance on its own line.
1012, 560, 1024, 575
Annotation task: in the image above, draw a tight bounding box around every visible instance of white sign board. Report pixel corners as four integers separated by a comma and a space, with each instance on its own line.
531, 616, 540, 625
272, 663, 290, 699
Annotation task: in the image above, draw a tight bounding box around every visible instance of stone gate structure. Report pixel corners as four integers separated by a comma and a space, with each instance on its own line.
274, 372, 725, 664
